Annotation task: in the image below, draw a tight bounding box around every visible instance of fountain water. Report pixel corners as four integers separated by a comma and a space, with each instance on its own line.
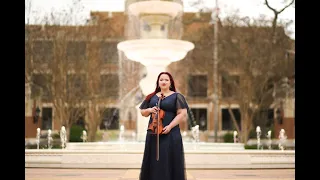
191, 125, 200, 150
119, 125, 125, 141
233, 131, 238, 143
60, 126, 67, 149
81, 130, 87, 142
256, 126, 261, 150
47, 129, 53, 149
191, 125, 200, 143
36, 128, 40, 149
26, 126, 294, 169
131, 132, 136, 141
266, 130, 272, 150
117, 0, 194, 141
278, 129, 287, 151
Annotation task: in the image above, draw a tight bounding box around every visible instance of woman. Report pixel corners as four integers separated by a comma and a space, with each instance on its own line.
139, 72, 188, 180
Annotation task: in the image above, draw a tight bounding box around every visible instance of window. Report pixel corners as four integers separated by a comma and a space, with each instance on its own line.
189, 108, 207, 131
100, 74, 119, 98
266, 109, 274, 127
100, 42, 118, 64
33, 40, 53, 63
188, 75, 207, 97
66, 41, 86, 63
70, 108, 86, 128
31, 74, 52, 100
100, 108, 119, 130
221, 75, 240, 98
221, 108, 241, 130
67, 74, 87, 98
41, 107, 52, 130
252, 108, 274, 133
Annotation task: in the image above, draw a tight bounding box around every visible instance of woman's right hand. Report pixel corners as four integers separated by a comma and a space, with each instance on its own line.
148, 106, 159, 114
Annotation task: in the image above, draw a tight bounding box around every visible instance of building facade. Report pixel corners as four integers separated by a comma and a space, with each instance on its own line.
25, 11, 295, 141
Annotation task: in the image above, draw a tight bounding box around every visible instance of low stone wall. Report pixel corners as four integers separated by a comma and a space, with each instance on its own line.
65, 142, 245, 151
25, 149, 295, 169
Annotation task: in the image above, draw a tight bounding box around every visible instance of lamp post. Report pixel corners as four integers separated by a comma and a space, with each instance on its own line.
212, 0, 220, 142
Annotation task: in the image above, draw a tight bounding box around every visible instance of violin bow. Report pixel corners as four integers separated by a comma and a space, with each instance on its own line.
156, 93, 163, 161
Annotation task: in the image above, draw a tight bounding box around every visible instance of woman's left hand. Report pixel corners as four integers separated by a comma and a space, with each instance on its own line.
162, 125, 172, 134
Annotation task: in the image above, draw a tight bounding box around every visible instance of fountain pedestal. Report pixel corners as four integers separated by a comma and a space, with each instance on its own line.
134, 63, 168, 141
117, 0, 194, 141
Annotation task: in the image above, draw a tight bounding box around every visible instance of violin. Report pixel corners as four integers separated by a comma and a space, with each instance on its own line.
147, 93, 165, 161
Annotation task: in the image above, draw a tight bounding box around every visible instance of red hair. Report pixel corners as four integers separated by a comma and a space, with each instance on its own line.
145, 72, 176, 102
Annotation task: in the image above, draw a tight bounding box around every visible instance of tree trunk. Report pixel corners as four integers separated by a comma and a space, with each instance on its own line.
227, 106, 241, 133
272, 13, 278, 40
66, 126, 71, 142
240, 109, 251, 144
87, 124, 97, 142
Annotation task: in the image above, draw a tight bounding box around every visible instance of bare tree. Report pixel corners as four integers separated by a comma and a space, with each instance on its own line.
264, 0, 295, 40
169, 13, 294, 143
25, 0, 133, 141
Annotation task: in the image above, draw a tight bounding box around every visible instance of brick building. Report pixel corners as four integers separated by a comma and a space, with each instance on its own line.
25, 11, 295, 141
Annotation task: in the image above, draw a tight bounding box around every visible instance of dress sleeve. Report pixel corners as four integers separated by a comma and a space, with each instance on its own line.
139, 100, 150, 109
176, 93, 189, 110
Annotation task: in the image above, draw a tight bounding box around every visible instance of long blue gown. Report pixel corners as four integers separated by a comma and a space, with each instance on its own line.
139, 92, 188, 180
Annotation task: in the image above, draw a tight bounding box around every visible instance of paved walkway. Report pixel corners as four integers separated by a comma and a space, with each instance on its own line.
26, 168, 295, 180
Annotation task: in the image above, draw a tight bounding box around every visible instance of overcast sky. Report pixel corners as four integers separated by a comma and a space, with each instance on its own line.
25, 0, 295, 39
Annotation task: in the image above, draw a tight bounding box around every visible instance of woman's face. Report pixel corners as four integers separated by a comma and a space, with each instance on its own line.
158, 74, 171, 90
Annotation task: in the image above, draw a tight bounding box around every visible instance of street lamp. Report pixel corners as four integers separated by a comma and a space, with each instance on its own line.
212, 0, 220, 142
33, 107, 41, 124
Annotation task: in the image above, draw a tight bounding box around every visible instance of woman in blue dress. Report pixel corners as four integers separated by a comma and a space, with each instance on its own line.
139, 72, 188, 180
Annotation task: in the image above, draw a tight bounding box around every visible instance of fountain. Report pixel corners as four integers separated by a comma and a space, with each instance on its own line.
182, 131, 187, 138
119, 125, 125, 141
36, 128, 40, 149
131, 132, 136, 141
191, 125, 200, 143
47, 129, 53, 149
191, 125, 199, 150
266, 130, 272, 150
278, 129, 287, 151
81, 130, 87, 142
117, 0, 194, 141
233, 131, 238, 143
60, 126, 67, 149
256, 126, 261, 150
57, 0, 245, 153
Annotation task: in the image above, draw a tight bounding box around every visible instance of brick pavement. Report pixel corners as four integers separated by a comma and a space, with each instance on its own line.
25, 168, 295, 180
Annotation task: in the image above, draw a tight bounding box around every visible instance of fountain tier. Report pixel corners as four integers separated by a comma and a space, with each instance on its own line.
117, 39, 194, 66
117, 39, 194, 141
118, 0, 194, 141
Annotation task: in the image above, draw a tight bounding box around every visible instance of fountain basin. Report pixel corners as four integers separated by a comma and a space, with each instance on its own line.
65, 141, 245, 151
25, 149, 295, 169
117, 39, 195, 66
127, 1, 183, 17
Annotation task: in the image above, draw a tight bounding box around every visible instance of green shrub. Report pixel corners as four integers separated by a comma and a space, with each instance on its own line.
223, 132, 234, 143
52, 133, 60, 139
244, 144, 279, 150
25, 144, 61, 149
69, 125, 85, 142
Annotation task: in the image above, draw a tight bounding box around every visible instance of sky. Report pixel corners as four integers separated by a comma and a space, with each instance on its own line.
25, 0, 295, 39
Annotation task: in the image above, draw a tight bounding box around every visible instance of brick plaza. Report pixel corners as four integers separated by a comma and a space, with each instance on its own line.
26, 168, 294, 180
